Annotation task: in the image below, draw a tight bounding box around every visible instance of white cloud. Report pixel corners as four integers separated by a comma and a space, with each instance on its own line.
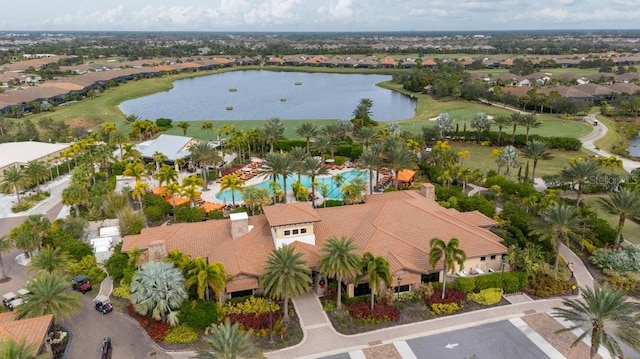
329, 0, 353, 20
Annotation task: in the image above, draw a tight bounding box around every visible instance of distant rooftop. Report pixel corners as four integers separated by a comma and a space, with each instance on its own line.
134, 134, 195, 162
0, 141, 71, 169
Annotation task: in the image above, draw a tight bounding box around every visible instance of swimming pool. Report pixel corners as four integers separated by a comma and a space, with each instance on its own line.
215, 170, 369, 202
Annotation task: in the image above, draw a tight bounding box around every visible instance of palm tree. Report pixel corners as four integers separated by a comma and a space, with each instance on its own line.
470, 112, 491, 142
492, 114, 511, 145
289, 146, 307, 181
354, 126, 379, 150
521, 140, 553, 181
261, 152, 292, 204
553, 284, 640, 359
152, 151, 168, 172
428, 237, 467, 299
385, 139, 415, 189
23, 160, 49, 194
260, 244, 311, 322
177, 121, 190, 136
186, 258, 226, 302
0, 337, 48, 359
0, 235, 12, 282
194, 319, 260, 359
534, 203, 581, 272
1, 166, 28, 204
520, 113, 542, 144
219, 174, 245, 207
27, 246, 71, 275
155, 165, 178, 188
561, 160, 600, 206
189, 141, 219, 190
353, 98, 374, 127
342, 176, 367, 205
356, 252, 392, 310
317, 236, 360, 310
163, 181, 183, 219
102, 122, 117, 136
109, 129, 129, 161
313, 135, 331, 161
201, 121, 214, 140
123, 161, 147, 182
262, 117, 284, 153
302, 156, 328, 207
358, 149, 380, 194
165, 249, 194, 274
122, 143, 142, 163
62, 183, 89, 216
296, 122, 318, 155
241, 186, 272, 215
509, 112, 522, 143
599, 188, 640, 246
16, 272, 82, 321
132, 180, 149, 209
130, 261, 188, 326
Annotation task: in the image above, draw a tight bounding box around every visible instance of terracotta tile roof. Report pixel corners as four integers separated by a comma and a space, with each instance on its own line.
392, 169, 416, 183
202, 202, 224, 212
263, 202, 321, 227
0, 313, 52, 357
226, 277, 259, 292
122, 187, 507, 292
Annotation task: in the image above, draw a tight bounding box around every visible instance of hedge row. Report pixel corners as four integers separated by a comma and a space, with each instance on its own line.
455, 271, 528, 294
443, 131, 582, 150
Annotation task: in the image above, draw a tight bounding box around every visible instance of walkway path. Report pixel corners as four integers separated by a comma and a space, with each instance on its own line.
579, 113, 640, 173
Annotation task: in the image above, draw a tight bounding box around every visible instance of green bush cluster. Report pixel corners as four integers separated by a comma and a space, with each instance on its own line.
335, 143, 364, 160
179, 300, 219, 329
224, 296, 280, 315
274, 139, 307, 152
454, 272, 528, 294
468, 288, 503, 305
323, 199, 344, 207
143, 194, 172, 222
602, 269, 640, 292
11, 192, 50, 213
526, 275, 573, 297
341, 294, 370, 306
112, 283, 130, 299
174, 205, 206, 223
163, 324, 199, 344
431, 302, 462, 315
590, 246, 640, 272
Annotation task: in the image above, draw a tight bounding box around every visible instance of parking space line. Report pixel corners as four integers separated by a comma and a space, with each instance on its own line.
509, 318, 565, 359
393, 340, 418, 359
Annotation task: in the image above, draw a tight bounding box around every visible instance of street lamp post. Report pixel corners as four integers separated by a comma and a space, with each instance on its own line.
268, 298, 274, 344
501, 261, 506, 292
397, 276, 401, 296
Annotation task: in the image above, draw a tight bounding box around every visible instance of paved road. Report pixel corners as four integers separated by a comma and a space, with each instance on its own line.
580, 113, 640, 173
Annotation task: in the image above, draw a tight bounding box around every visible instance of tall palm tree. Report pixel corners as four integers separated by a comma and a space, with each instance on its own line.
353, 98, 374, 127
132, 180, 149, 209
23, 160, 49, 194
358, 149, 380, 194
599, 188, 640, 246
260, 244, 311, 322
553, 284, 640, 359
313, 135, 331, 161
177, 121, 190, 136
0, 166, 28, 204
509, 112, 523, 143
152, 151, 168, 172
194, 319, 260, 359
186, 258, 226, 302
164, 249, 194, 274
163, 181, 182, 219
520, 113, 542, 144
16, 272, 82, 321
384, 139, 415, 189
102, 122, 117, 136
561, 160, 600, 206
354, 126, 378, 150
241, 186, 272, 215
122, 143, 142, 163
534, 203, 581, 272
182, 184, 202, 208
317, 236, 360, 310
219, 174, 245, 207
302, 156, 328, 207
201, 121, 214, 140
189, 141, 219, 190
521, 140, 553, 181
27, 246, 71, 275
356, 252, 392, 310
109, 129, 129, 161
62, 183, 89, 216
262, 117, 284, 153
342, 176, 367, 205
492, 114, 511, 146
321, 124, 340, 158
130, 261, 188, 326
261, 152, 293, 204
0, 337, 48, 359
288, 146, 307, 181
0, 235, 12, 282
296, 122, 318, 155
123, 161, 147, 182
155, 165, 178, 188
428, 237, 467, 299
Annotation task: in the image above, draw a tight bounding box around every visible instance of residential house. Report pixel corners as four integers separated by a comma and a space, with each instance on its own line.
122, 184, 507, 299
0, 312, 54, 357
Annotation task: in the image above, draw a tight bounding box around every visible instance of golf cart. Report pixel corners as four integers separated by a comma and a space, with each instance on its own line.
101, 337, 112, 359
2, 289, 30, 311
2, 292, 16, 310
94, 299, 113, 315
71, 274, 92, 293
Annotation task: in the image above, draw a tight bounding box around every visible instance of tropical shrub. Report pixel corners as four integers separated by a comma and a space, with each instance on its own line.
223, 296, 281, 335
601, 269, 640, 292
455, 277, 476, 293
164, 324, 199, 344
590, 247, 640, 272
427, 288, 467, 306
104, 242, 129, 282
179, 300, 219, 329
68, 255, 107, 284
147, 320, 172, 342
348, 302, 400, 323
224, 296, 280, 315
174, 206, 206, 223
468, 288, 503, 305
112, 283, 130, 299
526, 275, 573, 297
431, 302, 462, 315
144, 205, 166, 222
412, 282, 434, 302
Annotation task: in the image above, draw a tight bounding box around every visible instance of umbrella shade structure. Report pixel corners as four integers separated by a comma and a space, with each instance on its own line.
202, 202, 224, 213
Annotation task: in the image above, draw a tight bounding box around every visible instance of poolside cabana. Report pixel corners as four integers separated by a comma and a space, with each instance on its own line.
392, 169, 416, 187
167, 197, 190, 207
202, 202, 224, 213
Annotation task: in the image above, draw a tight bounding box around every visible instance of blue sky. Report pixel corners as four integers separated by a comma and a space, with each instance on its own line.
2, 0, 638, 32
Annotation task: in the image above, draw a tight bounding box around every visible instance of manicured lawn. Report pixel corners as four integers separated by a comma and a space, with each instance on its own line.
164, 119, 339, 140
583, 196, 640, 245
449, 143, 595, 178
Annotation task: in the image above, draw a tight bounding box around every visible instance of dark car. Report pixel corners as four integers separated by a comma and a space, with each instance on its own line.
95, 301, 113, 314
71, 274, 92, 293
101, 337, 112, 359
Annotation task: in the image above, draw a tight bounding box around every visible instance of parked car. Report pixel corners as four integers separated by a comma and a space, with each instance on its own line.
101, 337, 112, 359
71, 274, 92, 293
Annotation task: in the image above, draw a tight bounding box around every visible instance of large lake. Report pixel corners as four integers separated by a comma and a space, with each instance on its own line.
119, 71, 416, 121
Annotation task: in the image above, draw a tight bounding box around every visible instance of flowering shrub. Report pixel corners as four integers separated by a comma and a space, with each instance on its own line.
430, 302, 462, 315
602, 269, 640, 291
224, 296, 280, 315
147, 320, 171, 342
427, 288, 467, 306
348, 302, 400, 323
468, 288, 503, 305
526, 275, 573, 297
164, 324, 199, 344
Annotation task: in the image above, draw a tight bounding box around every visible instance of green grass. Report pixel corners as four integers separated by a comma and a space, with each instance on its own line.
466, 67, 600, 76
583, 196, 640, 244
165, 119, 339, 140
450, 144, 594, 178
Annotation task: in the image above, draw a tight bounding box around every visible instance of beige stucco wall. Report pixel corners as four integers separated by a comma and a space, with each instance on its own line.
273, 223, 314, 240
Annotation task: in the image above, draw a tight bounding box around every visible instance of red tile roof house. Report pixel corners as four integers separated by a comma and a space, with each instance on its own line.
122, 184, 507, 299
0, 312, 54, 357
